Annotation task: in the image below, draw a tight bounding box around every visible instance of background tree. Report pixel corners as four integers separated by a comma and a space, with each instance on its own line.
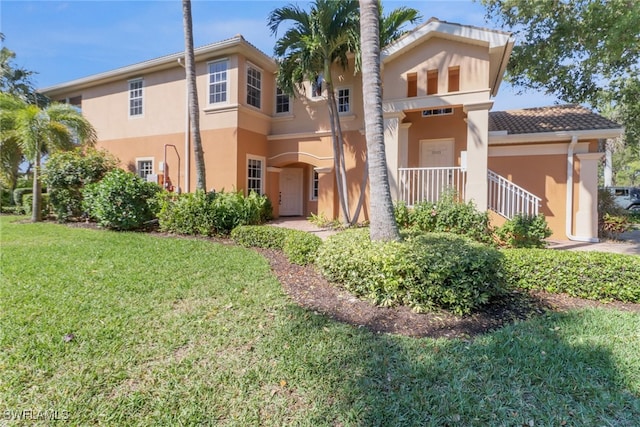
0, 93, 96, 221
182, 0, 206, 191
359, 0, 400, 241
0, 33, 50, 197
481, 0, 640, 151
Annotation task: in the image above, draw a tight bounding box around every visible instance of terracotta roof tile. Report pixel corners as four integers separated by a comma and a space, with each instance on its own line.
489, 104, 621, 135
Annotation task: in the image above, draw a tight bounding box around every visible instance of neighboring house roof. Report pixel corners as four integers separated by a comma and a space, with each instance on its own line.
382, 17, 514, 96
489, 105, 623, 143
41, 35, 276, 97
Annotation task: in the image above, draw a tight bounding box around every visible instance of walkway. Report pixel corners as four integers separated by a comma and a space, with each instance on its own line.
268, 217, 640, 256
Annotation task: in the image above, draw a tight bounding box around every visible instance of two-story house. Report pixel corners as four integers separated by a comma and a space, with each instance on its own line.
42, 18, 622, 241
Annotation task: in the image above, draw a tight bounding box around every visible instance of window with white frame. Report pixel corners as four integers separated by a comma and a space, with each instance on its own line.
311, 170, 319, 200
247, 64, 261, 109
311, 73, 323, 98
337, 87, 350, 114
209, 59, 228, 104
137, 159, 153, 179
275, 87, 290, 114
247, 156, 264, 195
129, 79, 143, 117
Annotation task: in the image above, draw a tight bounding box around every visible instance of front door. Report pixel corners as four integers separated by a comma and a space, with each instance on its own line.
419, 139, 455, 202
419, 138, 454, 167
280, 168, 303, 216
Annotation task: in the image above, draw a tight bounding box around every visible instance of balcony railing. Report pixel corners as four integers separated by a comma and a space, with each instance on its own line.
398, 167, 466, 207
487, 169, 541, 218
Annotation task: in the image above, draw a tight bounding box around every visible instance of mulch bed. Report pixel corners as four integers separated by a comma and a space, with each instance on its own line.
258, 248, 640, 339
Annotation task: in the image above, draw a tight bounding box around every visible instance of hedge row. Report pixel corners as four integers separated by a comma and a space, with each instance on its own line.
502, 249, 640, 303
231, 225, 322, 266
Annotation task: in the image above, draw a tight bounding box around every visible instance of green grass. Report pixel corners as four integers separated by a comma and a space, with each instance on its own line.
1, 216, 639, 426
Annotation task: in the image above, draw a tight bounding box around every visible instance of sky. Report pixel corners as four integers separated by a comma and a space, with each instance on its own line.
1, 0, 560, 111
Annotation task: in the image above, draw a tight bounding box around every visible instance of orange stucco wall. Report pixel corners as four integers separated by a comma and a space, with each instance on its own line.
404, 108, 468, 166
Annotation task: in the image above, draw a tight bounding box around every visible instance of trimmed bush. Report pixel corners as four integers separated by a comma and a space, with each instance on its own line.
158, 190, 273, 236
82, 169, 161, 230
496, 213, 552, 248
283, 231, 322, 265
12, 188, 32, 208
316, 228, 505, 315
22, 193, 51, 218
231, 225, 322, 265
502, 249, 640, 303
394, 192, 492, 244
44, 148, 118, 222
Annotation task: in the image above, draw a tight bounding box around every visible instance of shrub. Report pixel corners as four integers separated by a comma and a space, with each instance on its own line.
44, 148, 118, 221
12, 188, 32, 208
231, 225, 322, 265
283, 231, 322, 265
502, 249, 640, 303
22, 193, 51, 218
82, 169, 161, 230
395, 192, 492, 244
495, 213, 552, 248
158, 190, 273, 236
316, 228, 505, 315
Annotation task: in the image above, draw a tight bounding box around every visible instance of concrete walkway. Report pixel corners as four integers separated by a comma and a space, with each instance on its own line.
268, 217, 640, 256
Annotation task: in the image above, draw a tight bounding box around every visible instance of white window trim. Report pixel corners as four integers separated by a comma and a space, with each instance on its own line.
336, 86, 352, 115
310, 74, 324, 100
207, 58, 229, 106
274, 87, 292, 116
246, 62, 262, 110
246, 154, 266, 195
128, 78, 144, 118
135, 157, 154, 179
310, 168, 319, 201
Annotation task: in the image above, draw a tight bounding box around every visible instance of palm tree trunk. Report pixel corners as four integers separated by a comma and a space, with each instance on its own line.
359, 0, 400, 241
324, 60, 351, 223
182, 0, 206, 191
31, 150, 42, 222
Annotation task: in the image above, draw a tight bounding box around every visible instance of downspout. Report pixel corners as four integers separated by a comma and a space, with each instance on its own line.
177, 57, 190, 193
565, 135, 599, 242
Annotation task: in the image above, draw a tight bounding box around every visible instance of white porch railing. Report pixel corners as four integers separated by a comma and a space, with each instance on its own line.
487, 169, 541, 218
398, 167, 466, 207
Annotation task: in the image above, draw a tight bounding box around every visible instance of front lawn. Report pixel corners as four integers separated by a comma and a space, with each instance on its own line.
1, 216, 639, 425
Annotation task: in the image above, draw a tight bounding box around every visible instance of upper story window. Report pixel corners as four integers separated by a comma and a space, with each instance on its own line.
337, 87, 350, 114
275, 87, 290, 114
247, 64, 261, 109
422, 107, 453, 117
448, 66, 460, 92
407, 72, 417, 98
427, 70, 438, 95
129, 79, 143, 117
311, 73, 323, 98
209, 59, 228, 104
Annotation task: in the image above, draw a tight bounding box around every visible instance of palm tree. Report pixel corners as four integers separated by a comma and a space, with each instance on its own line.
269, 0, 360, 223
0, 93, 96, 221
378, 4, 422, 47
269, 0, 420, 225
182, 0, 206, 191
360, 0, 400, 241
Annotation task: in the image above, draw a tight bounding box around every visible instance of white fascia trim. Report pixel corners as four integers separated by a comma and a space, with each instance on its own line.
382, 20, 512, 63
489, 128, 624, 145
41, 36, 276, 96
